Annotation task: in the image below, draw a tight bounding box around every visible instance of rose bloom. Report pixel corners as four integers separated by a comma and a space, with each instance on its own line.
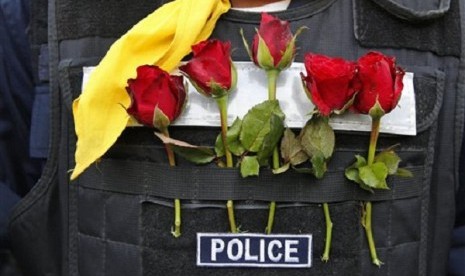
179, 39, 236, 97
252, 12, 295, 71
126, 65, 186, 128
353, 51, 405, 116
301, 53, 357, 116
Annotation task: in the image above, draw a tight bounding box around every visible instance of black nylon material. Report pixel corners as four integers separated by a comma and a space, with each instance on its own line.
55, 0, 165, 40
354, 0, 461, 57
8, 0, 64, 274
7, 0, 464, 275
79, 159, 424, 203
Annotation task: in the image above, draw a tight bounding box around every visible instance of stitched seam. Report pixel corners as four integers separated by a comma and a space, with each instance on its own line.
78, 232, 141, 248
387, 195, 394, 276
419, 125, 437, 275
102, 198, 107, 276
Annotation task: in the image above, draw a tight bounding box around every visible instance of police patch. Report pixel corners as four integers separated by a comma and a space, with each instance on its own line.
196, 233, 312, 268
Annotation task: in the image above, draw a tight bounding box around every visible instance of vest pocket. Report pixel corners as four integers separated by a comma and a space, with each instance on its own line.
353, 0, 461, 57
55, 0, 164, 41
61, 58, 443, 275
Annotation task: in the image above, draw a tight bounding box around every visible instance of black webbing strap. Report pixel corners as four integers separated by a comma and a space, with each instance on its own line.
77, 159, 424, 203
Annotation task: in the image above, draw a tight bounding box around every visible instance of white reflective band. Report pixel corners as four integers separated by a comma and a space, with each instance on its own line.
82, 62, 416, 136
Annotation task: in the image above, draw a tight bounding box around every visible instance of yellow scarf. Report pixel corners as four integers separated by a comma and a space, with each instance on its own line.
71, 0, 230, 180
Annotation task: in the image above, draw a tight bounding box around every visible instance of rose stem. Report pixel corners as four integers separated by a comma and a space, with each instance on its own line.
160, 127, 182, 238
265, 201, 276, 234
265, 69, 280, 234
364, 202, 382, 266
367, 117, 381, 165
321, 202, 333, 262
267, 69, 279, 100
216, 95, 237, 233
319, 116, 333, 261
364, 117, 382, 266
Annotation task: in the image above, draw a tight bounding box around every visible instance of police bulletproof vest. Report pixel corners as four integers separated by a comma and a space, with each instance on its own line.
8, 0, 464, 275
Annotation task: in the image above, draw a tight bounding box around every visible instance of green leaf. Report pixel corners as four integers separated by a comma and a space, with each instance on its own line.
374, 150, 401, 175
311, 155, 327, 179
396, 168, 414, 178
345, 155, 376, 192
272, 163, 290, 174
214, 134, 225, 157
240, 156, 260, 177
354, 155, 368, 167
256, 113, 285, 164
171, 145, 216, 164
345, 166, 363, 184
154, 132, 216, 164
257, 156, 270, 167
299, 116, 334, 178
359, 162, 389, 190
345, 167, 374, 193
280, 128, 308, 166
280, 128, 294, 162
215, 117, 245, 157
291, 151, 309, 166
299, 116, 335, 160
240, 100, 285, 152
292, 167, 314, 174
345, 155, 367, 184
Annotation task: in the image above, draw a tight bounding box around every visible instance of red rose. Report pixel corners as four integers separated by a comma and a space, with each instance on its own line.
301, 53, 357, 116
126, 65, 186, 129
252, 13, 295, 70
180, 39, 236, 97
353, 51, 405, 117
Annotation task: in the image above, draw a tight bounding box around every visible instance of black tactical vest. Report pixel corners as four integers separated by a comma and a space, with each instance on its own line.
9, 0, 464, 275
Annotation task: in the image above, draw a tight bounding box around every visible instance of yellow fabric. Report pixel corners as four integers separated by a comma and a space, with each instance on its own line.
71, 0, 230, 180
